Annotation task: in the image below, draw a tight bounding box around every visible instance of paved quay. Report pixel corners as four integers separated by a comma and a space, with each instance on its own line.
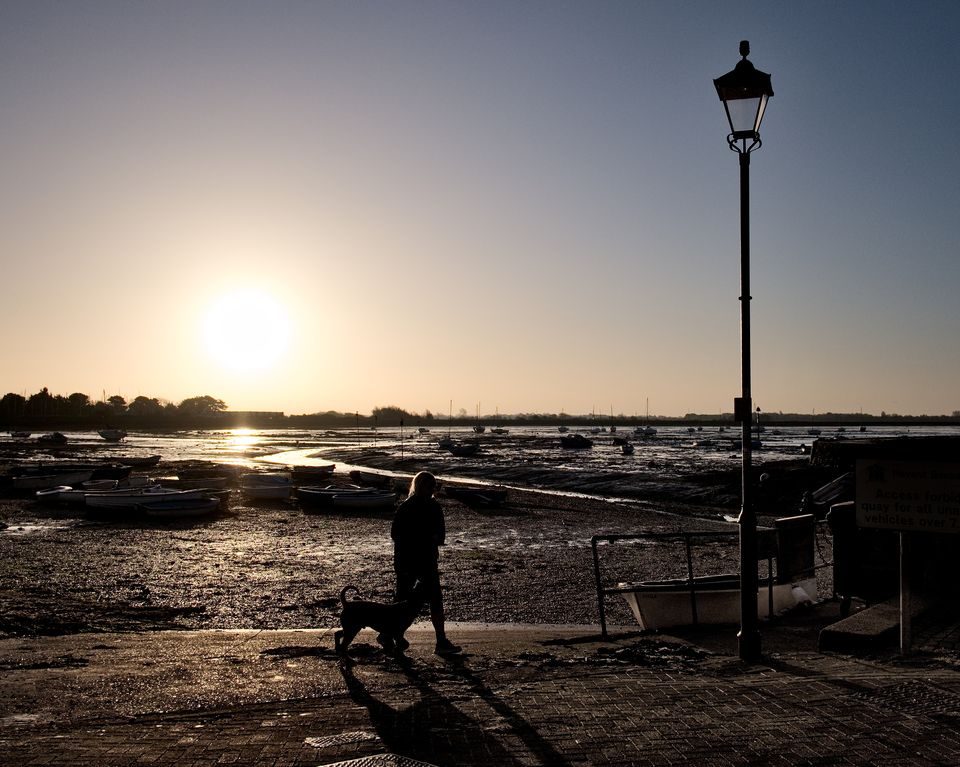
3, 606, 960, 766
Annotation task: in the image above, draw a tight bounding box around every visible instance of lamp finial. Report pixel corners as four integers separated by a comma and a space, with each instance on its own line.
739, 40, 750, 58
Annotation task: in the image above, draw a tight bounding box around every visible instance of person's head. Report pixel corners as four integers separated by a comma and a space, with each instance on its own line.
408, 471, 436, 499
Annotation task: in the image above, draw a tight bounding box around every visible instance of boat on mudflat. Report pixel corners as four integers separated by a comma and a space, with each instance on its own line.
291, 464, 336, 483
98, 429, 127, 442
444, 485, 507, 508
85, 487, 207, 511
14, 471, 94, 491
140, 497, 221, 519
560, 434, 593, 449
240, 472, 293, 500
348, 470, 395, 489
447, 441, 480, 457
296, 485, 394, 512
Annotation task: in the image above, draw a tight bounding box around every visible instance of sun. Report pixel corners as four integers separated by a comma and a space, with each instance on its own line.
201, 288, 292, 374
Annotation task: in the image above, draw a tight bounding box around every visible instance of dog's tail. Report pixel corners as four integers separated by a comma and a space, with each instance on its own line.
339, 585, 361, 604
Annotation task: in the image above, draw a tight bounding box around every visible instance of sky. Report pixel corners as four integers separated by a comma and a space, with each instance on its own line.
2, 1, 959, 418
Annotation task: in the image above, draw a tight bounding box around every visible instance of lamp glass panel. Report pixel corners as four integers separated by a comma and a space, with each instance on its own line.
725, 97, 761, 135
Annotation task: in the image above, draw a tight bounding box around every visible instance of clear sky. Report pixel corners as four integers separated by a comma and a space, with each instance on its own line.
2, 1, 958, 417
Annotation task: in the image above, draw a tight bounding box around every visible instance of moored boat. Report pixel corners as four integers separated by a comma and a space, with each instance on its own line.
140, 497, 221, 519
560, 434, 593, 449
14, 471, 93, 491
296, 485, 394, 511
327, 490, 396, 511
290, 464, 336, 483
85, 487, 205, 510
448, 441, 480, 457
240, 472, 293, 499
444, 485, 507, 507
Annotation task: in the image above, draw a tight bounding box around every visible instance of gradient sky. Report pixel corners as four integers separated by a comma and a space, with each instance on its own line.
2, 1, 959, 417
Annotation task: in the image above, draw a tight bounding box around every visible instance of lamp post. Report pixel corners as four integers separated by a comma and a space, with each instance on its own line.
714, 40, 773, 662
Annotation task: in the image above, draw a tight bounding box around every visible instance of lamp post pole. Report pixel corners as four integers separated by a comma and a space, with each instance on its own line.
737, 148, 761, 662
714, 40, 773, 663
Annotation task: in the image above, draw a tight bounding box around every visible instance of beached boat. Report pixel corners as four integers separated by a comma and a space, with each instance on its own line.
36, 432, 68, 445
437, 436, 455, 450
444, 485, 507, 507
34, 485, 74, 503
616, 574, 817, 630
158, 475, 229, 490
240, 472, 293, 499
85, 486, 203, 510
347, 470, 394, 488
807, 428, 822, 436
114, 455, 162, 468
297, 485, 394, 511
560, 434, 593, 449
290, 464, 336, 483
140, 497, 221, 519
557, 425, 569, 433
621, 442, 635, 455
9, 431, 31, 439
327, 490, 396, 511
98, 429, 128, 442
448, 441, 480, 457
473, 425, 485, 434
417, 427, 430, 434
14, 470, 93, 491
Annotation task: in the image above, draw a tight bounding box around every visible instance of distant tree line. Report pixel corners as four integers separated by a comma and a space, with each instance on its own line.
3, 388, 959, 430
0, 389, 230, 428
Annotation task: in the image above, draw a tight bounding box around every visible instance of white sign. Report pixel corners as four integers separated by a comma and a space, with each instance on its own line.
856, 460, 960, 533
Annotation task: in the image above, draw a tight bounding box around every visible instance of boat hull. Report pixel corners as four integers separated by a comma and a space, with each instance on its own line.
617, 575, 817, 630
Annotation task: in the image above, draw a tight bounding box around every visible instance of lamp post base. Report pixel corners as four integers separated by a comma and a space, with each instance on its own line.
738, 628, 762, 662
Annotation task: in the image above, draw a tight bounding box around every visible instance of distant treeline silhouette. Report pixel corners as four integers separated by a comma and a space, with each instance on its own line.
2, 388, 959, 429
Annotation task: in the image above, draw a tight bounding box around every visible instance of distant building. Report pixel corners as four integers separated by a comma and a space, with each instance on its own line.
223, 411, 286, 426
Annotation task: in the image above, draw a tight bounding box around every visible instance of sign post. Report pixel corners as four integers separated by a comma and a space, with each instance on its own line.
856, 460, 960, 653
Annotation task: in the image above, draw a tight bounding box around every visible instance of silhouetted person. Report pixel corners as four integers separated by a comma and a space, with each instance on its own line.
391, 471, 461, 655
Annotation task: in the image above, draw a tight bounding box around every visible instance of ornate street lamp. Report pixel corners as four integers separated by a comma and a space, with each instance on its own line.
714, 40, 773, 662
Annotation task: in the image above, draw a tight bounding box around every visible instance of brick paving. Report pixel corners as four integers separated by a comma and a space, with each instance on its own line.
3, 615, 960, 766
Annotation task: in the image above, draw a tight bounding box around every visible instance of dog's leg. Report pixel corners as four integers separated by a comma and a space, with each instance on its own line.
376, 633, 395, 653
395, 634, 410, 652
337, 625, 360, 654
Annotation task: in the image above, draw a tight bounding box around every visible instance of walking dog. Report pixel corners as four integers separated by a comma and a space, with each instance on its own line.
334, 581, 426, 655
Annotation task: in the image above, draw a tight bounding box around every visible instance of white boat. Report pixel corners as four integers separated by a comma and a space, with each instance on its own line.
240, 472, 292, 499
140, 497, 220, 519
85, 487, 204, 510
617, 574, 817, 631
98, 429, 127, 442
158, 475, 229, 490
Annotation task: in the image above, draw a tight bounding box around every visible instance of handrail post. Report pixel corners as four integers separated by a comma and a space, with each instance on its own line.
591, 537, 609, 639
